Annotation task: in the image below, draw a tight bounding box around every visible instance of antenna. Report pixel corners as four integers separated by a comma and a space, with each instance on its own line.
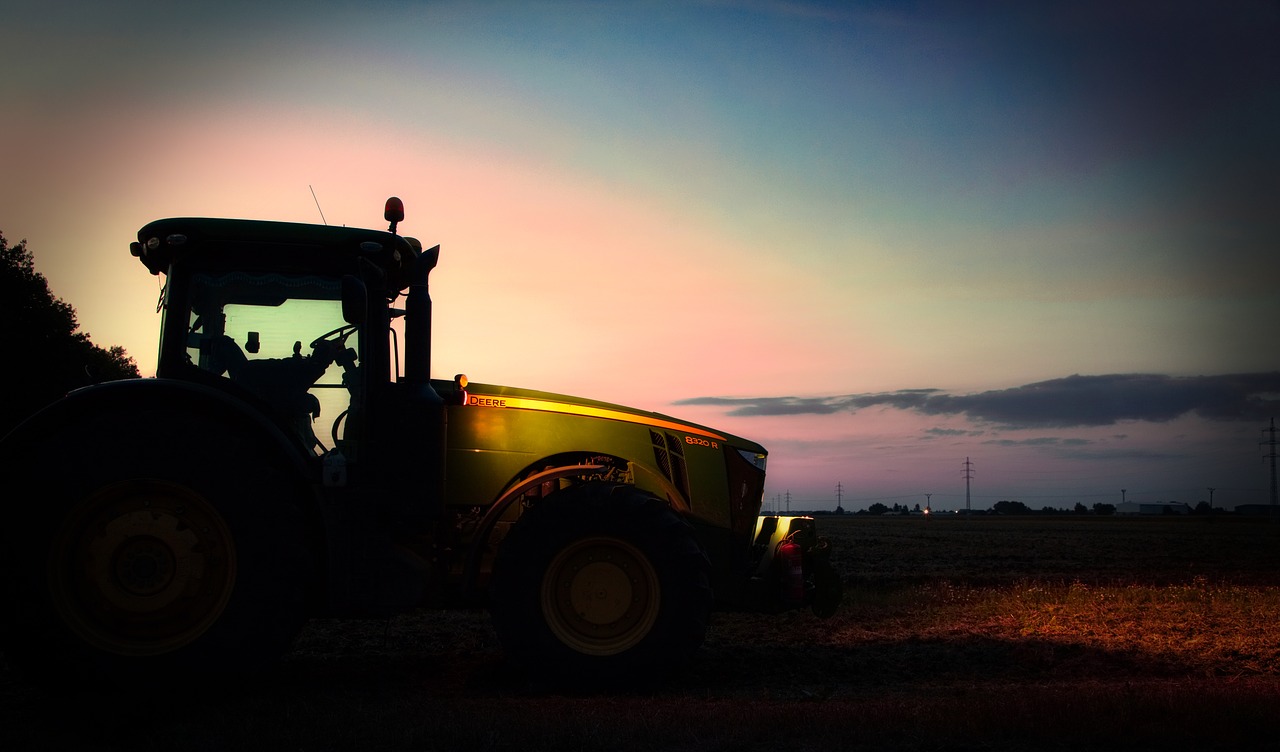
309, 185, 328, 225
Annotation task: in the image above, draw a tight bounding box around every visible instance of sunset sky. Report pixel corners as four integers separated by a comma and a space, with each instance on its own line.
3, 1, 1277, 511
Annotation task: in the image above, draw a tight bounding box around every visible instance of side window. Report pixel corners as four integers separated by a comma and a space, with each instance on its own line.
185, 273, 360, 453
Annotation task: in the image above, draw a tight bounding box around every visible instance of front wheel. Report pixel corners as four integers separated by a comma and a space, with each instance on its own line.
488, 483, 712, 688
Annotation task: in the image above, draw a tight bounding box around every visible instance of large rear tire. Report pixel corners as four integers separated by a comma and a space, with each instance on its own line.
0, 405, 310, 688
488, 482, 711, 688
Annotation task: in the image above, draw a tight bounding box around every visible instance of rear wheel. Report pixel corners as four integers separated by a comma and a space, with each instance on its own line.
489, 482, 711, 688
49, 479, 238, 657
0, 405, 311, 687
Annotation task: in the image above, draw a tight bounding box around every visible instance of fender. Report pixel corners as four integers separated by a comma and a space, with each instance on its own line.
460, 462, 605, 599
629, 461, 693, 515
456, 450, 700, 598
2, 378, 314, 487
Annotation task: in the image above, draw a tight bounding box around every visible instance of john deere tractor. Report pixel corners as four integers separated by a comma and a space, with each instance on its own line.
0, 199, 840, 688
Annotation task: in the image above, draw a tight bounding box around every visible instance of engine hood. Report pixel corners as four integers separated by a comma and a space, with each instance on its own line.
435, 379, 765, 454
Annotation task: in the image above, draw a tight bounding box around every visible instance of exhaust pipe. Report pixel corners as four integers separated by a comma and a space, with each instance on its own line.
404, 242, 439, 385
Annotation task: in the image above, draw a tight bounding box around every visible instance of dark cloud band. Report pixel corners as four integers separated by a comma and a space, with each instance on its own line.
676, 372, 1280, 428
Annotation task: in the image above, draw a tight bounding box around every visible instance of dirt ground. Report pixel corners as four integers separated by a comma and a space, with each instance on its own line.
3, 515, 1278, 751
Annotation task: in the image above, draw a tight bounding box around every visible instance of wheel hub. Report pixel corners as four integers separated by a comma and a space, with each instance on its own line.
567, 560, 634, 625
113, 535, 176, 596
541, 536, 660, 656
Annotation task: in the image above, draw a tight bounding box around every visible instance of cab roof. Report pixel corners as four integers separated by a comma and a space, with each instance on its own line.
133, 217, 420, 292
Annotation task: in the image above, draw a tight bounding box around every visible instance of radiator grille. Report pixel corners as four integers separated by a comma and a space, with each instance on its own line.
650, 430, 691, 498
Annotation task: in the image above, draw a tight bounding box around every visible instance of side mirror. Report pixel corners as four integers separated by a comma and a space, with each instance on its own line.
341, 275, 368, 325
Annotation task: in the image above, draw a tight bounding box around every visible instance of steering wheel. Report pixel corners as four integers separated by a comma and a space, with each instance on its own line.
309, 324, 358, 350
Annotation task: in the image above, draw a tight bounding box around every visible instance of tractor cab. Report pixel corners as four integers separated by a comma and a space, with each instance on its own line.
131, 202, 446, 506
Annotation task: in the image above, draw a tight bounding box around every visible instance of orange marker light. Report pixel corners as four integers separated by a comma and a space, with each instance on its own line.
384, 197, 405, 232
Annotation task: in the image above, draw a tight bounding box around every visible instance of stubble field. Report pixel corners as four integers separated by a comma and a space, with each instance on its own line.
3, 514, 1279, 751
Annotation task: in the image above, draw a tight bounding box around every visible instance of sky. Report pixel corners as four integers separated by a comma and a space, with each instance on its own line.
3, 0, 1278, 511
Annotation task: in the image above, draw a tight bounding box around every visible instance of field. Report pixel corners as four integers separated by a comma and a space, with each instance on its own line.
3, 515, 1279, 751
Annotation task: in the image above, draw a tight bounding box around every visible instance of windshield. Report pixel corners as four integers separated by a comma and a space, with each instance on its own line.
184, 272, 359, 453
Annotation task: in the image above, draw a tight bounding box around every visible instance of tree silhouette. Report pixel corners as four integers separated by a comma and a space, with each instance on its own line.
1, 231, 138, 434
992, 500, 1031, 515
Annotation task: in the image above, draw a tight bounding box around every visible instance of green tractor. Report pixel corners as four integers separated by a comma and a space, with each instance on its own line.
0, 199, 840, 688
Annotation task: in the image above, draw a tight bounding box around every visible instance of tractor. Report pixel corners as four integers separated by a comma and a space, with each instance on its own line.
0, 198, 840, 688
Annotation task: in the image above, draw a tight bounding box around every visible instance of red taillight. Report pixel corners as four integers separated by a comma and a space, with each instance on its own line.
779, 539, 804, 606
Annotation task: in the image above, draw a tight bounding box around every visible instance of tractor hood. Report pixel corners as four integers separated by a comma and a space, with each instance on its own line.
435, 379, 765, 454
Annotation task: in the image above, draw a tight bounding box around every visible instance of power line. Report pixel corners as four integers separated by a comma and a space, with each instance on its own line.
1263, 418, 1278, 517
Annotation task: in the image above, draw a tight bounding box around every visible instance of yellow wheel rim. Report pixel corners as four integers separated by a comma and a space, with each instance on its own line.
540, 536, 660, 656
49, 480, 237, 656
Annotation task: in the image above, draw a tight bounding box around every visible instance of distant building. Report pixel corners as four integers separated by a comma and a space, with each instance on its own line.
1116, 501, 1192, 515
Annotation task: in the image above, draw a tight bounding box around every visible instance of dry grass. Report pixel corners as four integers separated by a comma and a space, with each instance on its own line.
3, 515, 1279, 751
825, 513, 1280, 587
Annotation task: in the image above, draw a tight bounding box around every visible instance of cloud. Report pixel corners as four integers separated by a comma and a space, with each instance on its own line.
676, 395, 850, 416
675, 372, 1280, 428
981, 437, 1095, 447
924, 427, 981, 437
